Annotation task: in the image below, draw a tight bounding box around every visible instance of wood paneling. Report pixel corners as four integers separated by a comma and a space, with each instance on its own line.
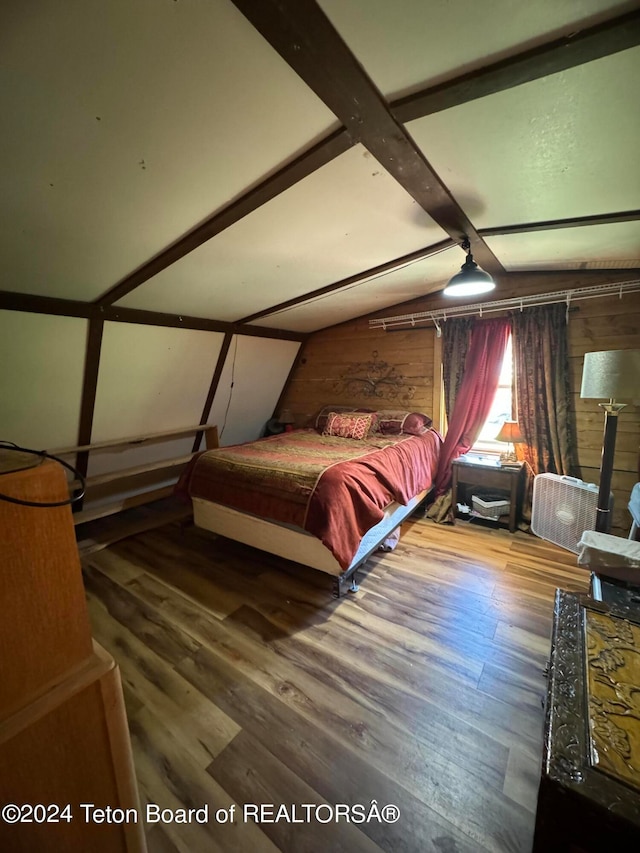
82, 512, 591, 852
282, 318, 436, 427
567, 290, 640, 534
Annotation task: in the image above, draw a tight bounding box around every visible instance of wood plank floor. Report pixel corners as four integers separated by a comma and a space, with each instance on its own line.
81, 514, 589, 853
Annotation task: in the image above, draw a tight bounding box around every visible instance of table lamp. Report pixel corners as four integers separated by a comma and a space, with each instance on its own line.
580, 349, 640, 533
495, 420, 524, 463
278, 408, 295, 432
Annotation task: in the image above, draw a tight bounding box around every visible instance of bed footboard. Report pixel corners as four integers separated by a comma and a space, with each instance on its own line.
193, 488, 428, 593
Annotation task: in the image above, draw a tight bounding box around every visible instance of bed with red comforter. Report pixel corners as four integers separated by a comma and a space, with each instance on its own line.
180, 422, 441, 592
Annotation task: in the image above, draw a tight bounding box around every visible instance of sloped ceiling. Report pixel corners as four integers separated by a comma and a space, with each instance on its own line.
2, 0, 639, 333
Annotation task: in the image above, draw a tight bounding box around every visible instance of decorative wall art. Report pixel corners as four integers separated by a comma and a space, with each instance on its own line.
333, 351, 415, 401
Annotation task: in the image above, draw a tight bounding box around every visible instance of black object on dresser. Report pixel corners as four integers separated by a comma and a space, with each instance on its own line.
533, 589, 640, 851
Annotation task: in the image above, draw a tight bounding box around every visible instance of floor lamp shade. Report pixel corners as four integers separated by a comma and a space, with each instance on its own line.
580, 349, 640, 533
580, 349, 640, 400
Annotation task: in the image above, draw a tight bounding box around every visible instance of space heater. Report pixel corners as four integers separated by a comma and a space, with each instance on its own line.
531, 474, 612, 554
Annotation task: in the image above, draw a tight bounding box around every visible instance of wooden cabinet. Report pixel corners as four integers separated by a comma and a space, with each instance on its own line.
533, 591, 640, 851
0, 456, 146, 852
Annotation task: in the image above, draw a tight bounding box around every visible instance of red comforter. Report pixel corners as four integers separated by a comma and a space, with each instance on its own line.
180, 428, 442, 570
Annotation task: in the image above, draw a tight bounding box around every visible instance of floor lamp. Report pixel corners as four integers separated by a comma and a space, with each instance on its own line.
580, 349, 640, 533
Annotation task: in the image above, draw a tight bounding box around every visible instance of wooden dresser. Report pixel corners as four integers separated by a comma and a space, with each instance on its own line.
0, 456, 146, 852
534, 589, 640, 851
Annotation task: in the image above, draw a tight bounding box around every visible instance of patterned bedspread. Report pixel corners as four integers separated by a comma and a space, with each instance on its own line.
181, 428, 442, 570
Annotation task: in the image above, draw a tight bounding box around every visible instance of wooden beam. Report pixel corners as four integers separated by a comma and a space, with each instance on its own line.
0, 291, 92, 318
94, 129, 352, 307
74, 316, 104, 505
0, 292, 306, 341
230, 0, 502, 276
479, 209, 640, 237
238, 238, 455, 324
102, 306, 306, 341
192, 333, 233, 452
393, 10, 640, 123
102, 306, 230, 333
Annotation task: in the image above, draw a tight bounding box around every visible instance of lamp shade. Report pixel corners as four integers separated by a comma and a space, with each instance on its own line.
580, 349, 640, 400
495, 420, 524, 444
443, 255, 495, 298
278, 408, 295, 424
443, 238, 496, 298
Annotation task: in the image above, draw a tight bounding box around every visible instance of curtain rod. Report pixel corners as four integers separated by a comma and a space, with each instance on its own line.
369, 279, 640, 332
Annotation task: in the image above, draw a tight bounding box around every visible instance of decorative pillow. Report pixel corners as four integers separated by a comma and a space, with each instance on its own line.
323, 411, 375, 440
373, 409, 433, 436
402, 411, 433, 435
313, 405, 353, 433
313, 405, 373, 433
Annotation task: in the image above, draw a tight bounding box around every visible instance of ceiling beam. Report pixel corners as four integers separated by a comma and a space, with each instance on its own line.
238, 238, 455, 324
230, 0, 502, 275
0, 290, 306, 341
101, 307, 307, 341
0, 291, 91, 318
94, 128, 352, 307
479, 209, 640, 237
392, 10, 640, 123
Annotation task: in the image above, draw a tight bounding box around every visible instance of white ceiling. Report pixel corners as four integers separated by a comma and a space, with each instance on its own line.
318, 0, 638, 97
407, 48, 640, 228
486, 222, 640, 271
117, 144, 447, 319
2, 1, 639, 331
254, 246, 460, 332
1, 0, 336, 300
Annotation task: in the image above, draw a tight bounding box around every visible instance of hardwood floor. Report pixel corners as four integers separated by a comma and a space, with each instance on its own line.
81, 513, 589, 853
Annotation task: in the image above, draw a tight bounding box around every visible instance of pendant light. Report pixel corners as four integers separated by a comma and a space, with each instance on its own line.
443, 237, 496, 297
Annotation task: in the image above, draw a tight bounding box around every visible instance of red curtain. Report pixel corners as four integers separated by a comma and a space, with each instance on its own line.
435, 318, 511, 495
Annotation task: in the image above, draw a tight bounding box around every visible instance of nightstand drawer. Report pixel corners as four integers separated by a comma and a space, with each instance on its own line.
454, 465, 516, 490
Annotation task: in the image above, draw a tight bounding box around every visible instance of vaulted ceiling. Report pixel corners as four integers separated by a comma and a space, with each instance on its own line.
2, 0, 639, 333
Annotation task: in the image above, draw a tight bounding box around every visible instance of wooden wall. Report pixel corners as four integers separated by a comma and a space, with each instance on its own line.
285, 320, 441, 431
282, 272, 640, 537
569, 292, 640, 534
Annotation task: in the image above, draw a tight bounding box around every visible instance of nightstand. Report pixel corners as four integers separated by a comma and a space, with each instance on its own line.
451, 458, 523, 533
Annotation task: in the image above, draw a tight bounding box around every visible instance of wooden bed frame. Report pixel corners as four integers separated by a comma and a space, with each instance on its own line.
193, 488, 428, 597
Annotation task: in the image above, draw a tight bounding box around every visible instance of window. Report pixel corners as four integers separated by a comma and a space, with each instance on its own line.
473, 334, 513, 453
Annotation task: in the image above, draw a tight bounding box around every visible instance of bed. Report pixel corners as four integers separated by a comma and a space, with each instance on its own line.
179, 408, 442, 597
